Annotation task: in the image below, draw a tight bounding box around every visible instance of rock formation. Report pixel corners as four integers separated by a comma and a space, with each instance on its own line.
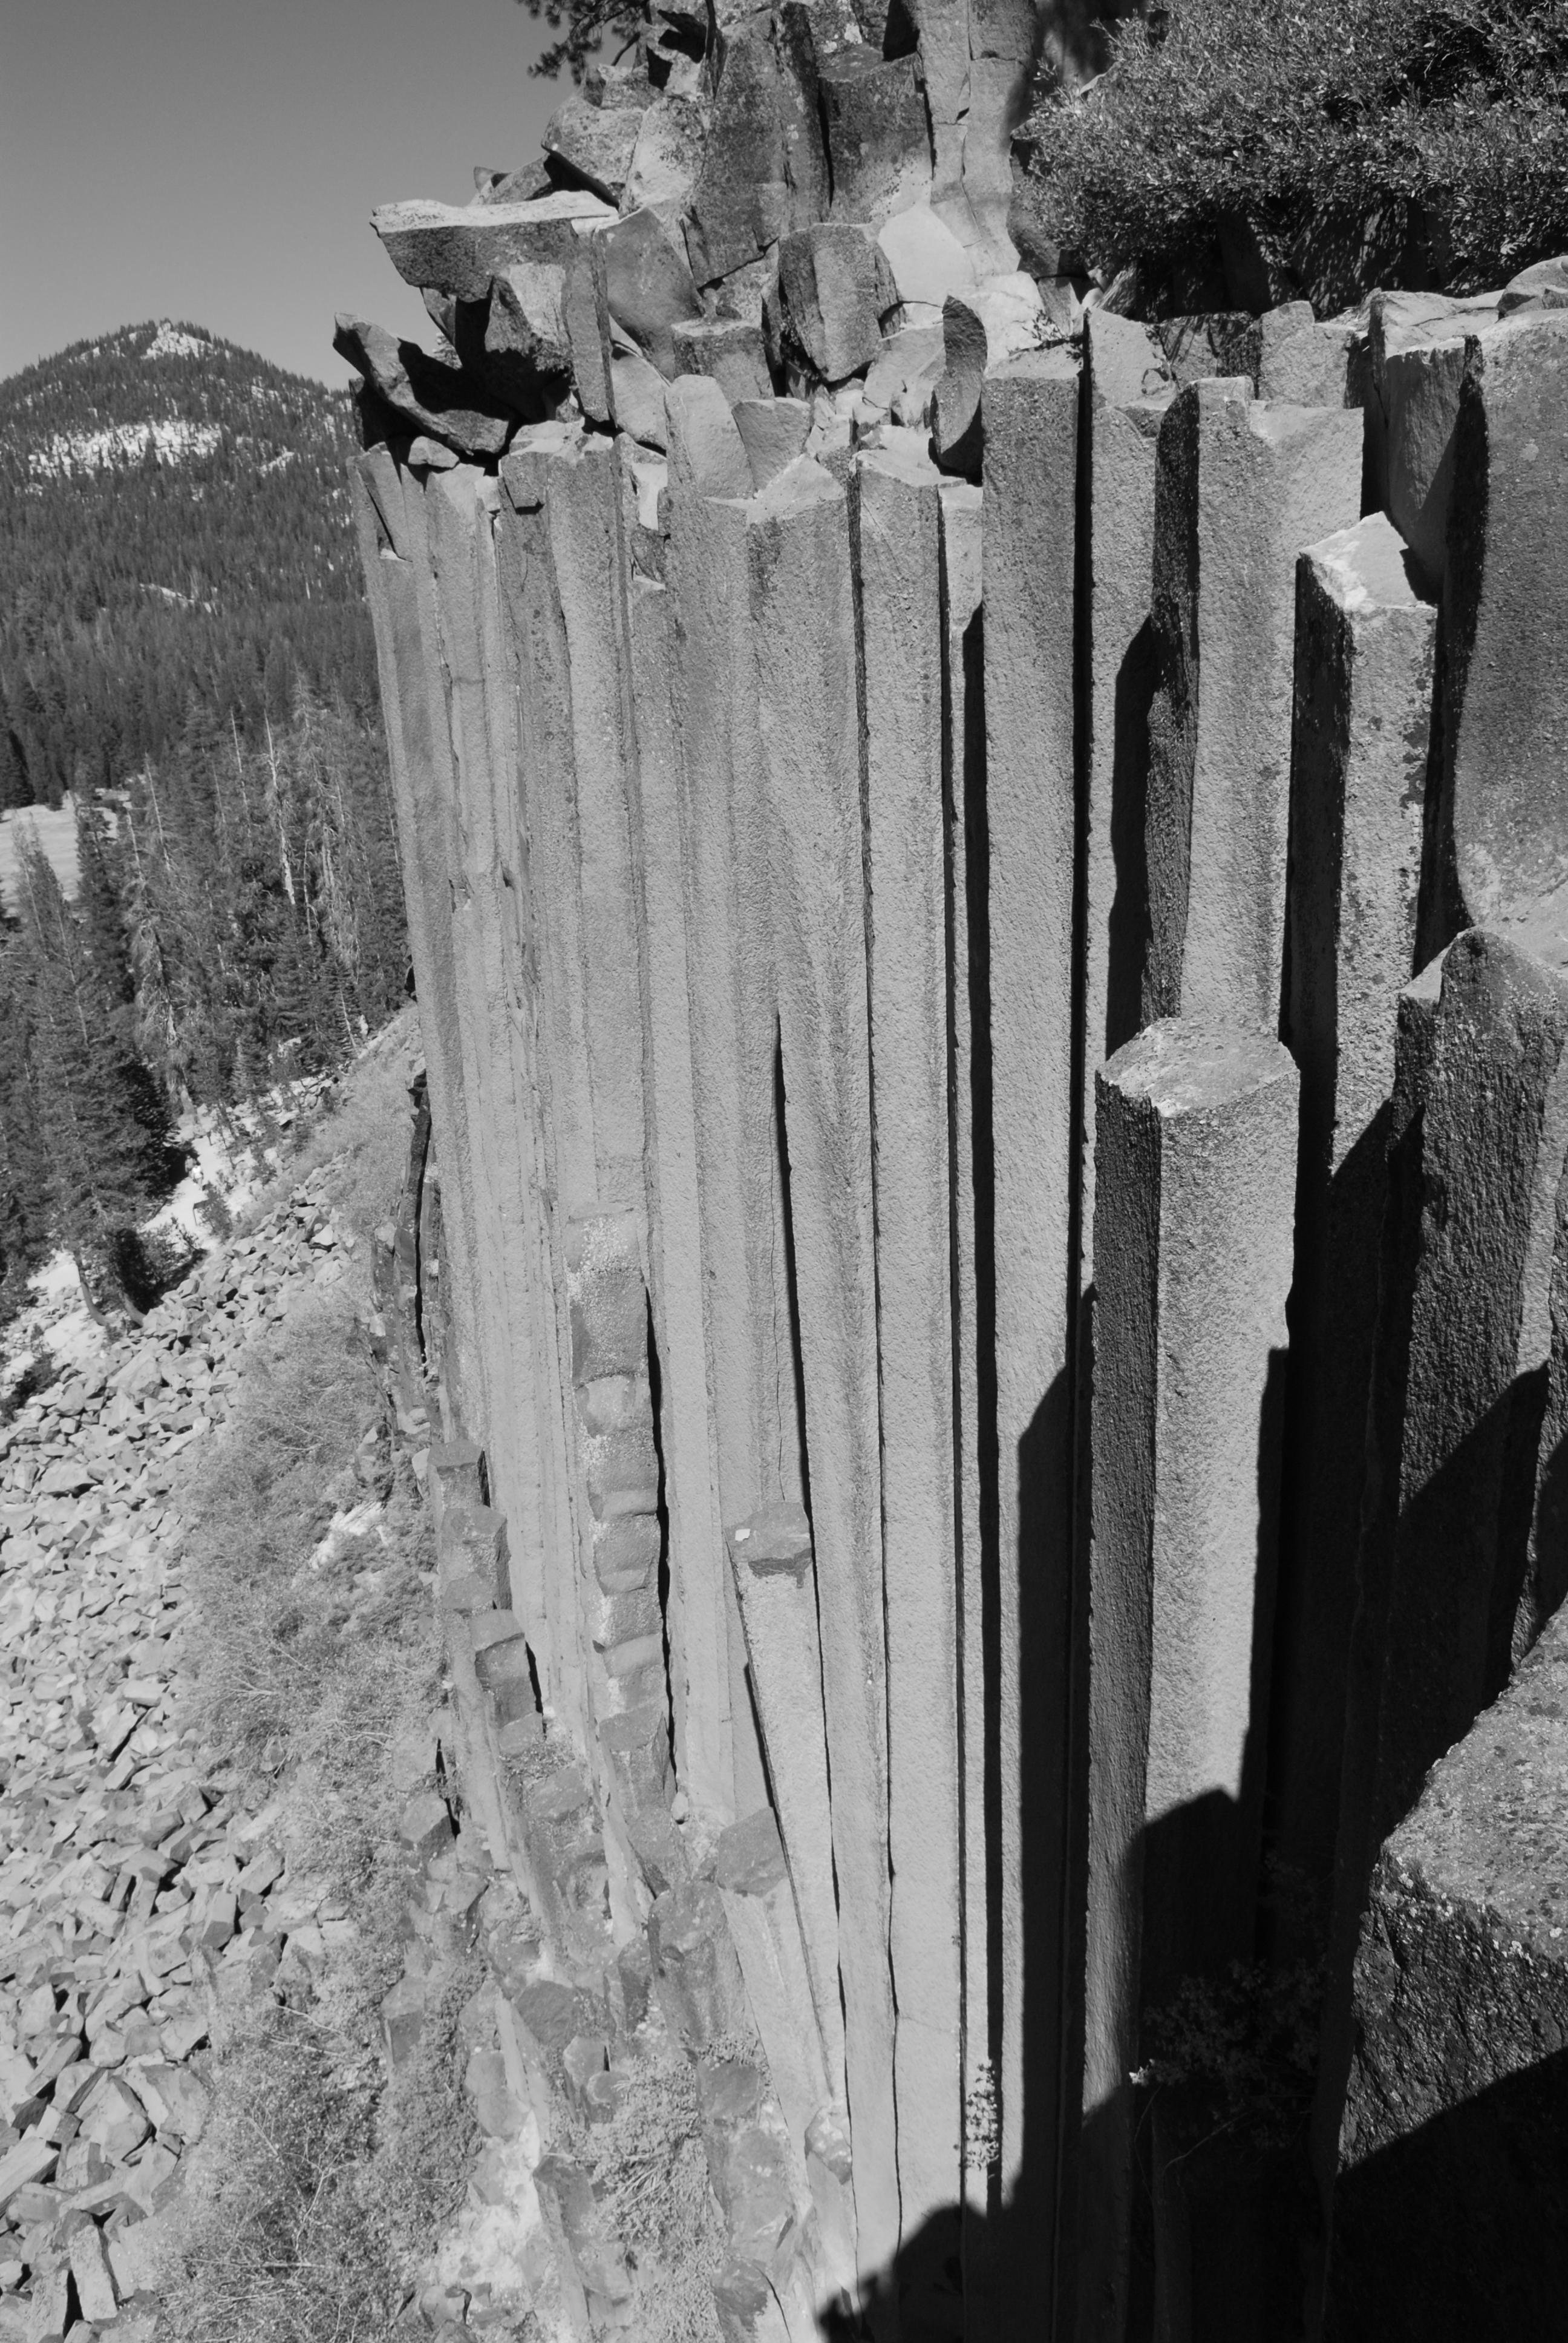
336, 8, 1568, 2331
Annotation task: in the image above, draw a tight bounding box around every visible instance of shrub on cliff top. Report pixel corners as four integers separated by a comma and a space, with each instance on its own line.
1023, 0, 1568, 313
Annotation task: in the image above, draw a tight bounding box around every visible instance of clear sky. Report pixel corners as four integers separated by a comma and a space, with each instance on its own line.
1, 0, 564, 388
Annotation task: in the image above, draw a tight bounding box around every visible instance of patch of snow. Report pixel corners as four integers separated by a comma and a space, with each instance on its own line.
27, 419, 223, 477
144, 321, 209, 362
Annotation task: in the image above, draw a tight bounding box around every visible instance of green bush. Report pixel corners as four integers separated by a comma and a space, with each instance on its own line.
1023, 0, 1568, 313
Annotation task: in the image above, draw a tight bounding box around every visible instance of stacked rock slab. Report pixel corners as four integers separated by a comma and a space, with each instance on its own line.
338, 10, 1568, 2324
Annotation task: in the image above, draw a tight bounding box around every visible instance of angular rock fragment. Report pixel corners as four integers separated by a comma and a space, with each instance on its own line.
371, 191, 615, 303
670, 316, 771, 402
611, 350, 670, 449
543, 92, 646, 204
1327, 1595, 1568, 2336
731, 394, 811, 486
776, 221, 897, 381
603, 206, 704, 377
875, 203, 978, 314
685, 8, 828, 286
818, 47, 931, 223
626, 91, 709, 219
332, 316, 514, 457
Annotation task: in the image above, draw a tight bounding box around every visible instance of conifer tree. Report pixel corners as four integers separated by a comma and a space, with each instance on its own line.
11, 834, 174, 1305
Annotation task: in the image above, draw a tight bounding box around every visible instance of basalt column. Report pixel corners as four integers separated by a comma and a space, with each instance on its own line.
1269, 514, 1436, 1949
1143, 378, 1362, 1031
1082, 1018, 1298, 2343
746, 456, 900, 2292
979, 346, 1080, 2304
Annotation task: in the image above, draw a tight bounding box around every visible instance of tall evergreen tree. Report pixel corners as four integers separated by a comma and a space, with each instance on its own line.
10, 834, 174, 1304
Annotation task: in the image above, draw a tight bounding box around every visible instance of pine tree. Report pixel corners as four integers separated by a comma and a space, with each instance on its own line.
11, 834, 174, 1305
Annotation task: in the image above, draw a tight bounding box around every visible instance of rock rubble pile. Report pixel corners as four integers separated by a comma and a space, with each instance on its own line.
0, 1172, 361, 2342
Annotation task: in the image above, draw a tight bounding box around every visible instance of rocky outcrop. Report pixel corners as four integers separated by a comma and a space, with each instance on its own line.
336, 9, 1568, 2333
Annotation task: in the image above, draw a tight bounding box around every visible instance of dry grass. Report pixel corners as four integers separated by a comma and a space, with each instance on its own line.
244, 1006, 420, 1250
160, 1016, 478, 2342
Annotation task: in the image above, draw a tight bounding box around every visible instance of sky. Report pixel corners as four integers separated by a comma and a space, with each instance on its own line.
1, 0, 566, 388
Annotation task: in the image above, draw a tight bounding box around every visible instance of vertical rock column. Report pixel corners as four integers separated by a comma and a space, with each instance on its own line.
939, 473, 995, 2271
1311, 958, 1443, 2227
350, 447, 487, 1422
979, 345, 1079, 2286
422, 465, 557, 1663
855, 438, 964, 2262
1143, 378, 1362, 1030
664, 402, 797, 1829
746, 456, 899, 2289
1082, 312, 1175, 1250
1368, 923, 1568, 1846
1269, 514, 1435, 1944
1082, 1019, 1298, 2341
1439, 313, 1568, 936
623, 569, 711, 1805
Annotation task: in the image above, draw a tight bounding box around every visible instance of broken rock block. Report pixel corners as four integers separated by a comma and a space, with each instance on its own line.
371, 191, 615, 302
731, 392, 811, 486
776, 222, 897, 382
670, 316, 772, 404
930, 272, 1048, 475
818, 47, 930, 224
543, 91, 646, 205
685, 7, 828, 286
1325, 1596, 1568, 2340
626, 90, 709, 218
1498, 252, 1568, 316
604, 206, 704, 378
649, 1878, 747, 2048
1368, 290, 1501, 586
612, 349, 670, 449
332, 318, 515, 457
875, 204, 978, 315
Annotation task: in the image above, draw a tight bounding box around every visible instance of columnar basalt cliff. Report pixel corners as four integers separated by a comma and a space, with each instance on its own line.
340, 8, 1568, 2334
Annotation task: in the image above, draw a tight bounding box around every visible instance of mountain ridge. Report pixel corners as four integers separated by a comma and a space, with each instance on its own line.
0, 320, 376, 808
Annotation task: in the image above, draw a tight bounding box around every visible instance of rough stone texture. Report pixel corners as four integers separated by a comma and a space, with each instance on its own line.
371, 192, 615, 302
776, 222, 897, 382
670, 316, 772, 404
731, 394, 812, 486
1082, 311, 1174, 1269
332, 317, 515, 457
1312, 959, 1443, 2214
603, 206, 704, 378
1143, 378, 1362, 1031
663, 435, 795, 1827
746, 456, 899, 2289
1371, 923, 1568, 1847
685, 8, 828, 287
1367, 289, 1499, 586
1081, 1018, 1298, 2343
979, 346, 1079, 2304
1325, 1598, 1568, 2341
543, 91, 646, 204
727, 1507, 843, 2101
1269, 516, 1436, 1947
1439, 313, 1568, 936
936, 471, 994, 2305
818, 47, 931, 224
854, 438, 963, 2261
626, 91, 710, 220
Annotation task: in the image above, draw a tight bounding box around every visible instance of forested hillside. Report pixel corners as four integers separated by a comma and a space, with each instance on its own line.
0, 326, 406, 1320
0, 320, 376, 807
